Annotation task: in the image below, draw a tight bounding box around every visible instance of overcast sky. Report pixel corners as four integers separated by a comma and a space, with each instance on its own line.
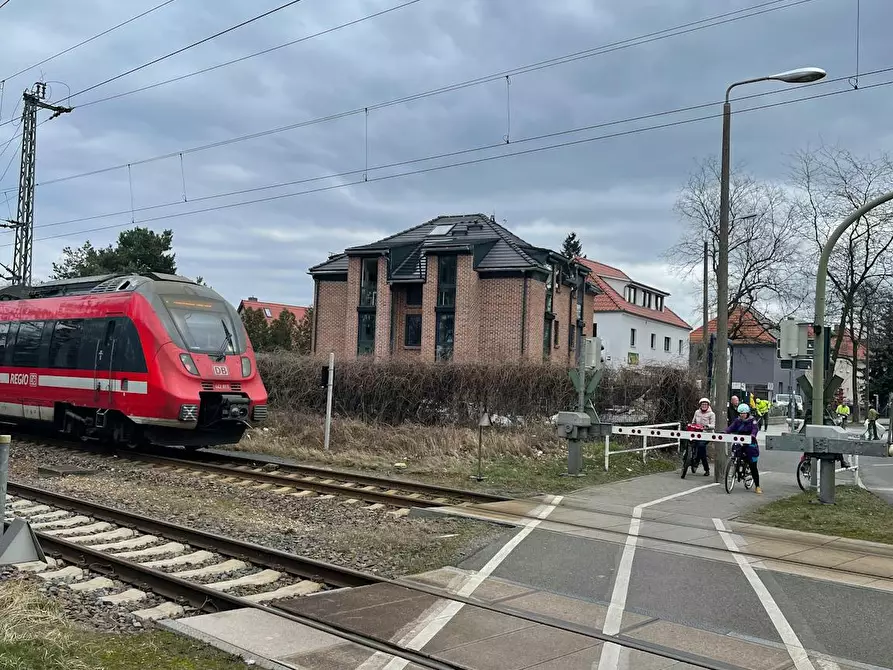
0, 0, 890, 326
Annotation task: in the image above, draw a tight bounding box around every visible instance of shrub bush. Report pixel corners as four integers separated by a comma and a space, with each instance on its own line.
257, 354, 701, 427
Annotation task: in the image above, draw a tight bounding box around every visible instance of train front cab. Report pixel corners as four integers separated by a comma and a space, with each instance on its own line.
141, 290, 268, 448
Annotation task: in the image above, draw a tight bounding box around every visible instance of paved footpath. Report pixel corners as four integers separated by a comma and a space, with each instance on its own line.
166, 450, 893, 670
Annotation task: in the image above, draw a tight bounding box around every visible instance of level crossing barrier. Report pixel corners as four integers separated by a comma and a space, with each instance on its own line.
604, 424, 755, 472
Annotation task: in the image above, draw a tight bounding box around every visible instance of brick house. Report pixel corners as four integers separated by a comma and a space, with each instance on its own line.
308, 214, 596, 364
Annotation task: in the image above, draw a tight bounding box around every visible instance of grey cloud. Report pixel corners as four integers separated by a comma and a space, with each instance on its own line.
0, 0, 889, 320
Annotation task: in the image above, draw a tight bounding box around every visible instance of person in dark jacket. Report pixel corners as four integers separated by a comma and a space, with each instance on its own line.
725, 402, 762, 494
727, 395, 740, 427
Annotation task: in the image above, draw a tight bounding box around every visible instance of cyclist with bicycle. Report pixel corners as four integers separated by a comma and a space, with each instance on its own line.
689, 397, 715, 476
725, 403, 762, 494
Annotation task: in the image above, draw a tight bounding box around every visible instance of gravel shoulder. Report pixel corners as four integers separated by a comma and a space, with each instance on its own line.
7, 440, 506, 578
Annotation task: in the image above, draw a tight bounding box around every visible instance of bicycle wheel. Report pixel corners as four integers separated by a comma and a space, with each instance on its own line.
724, 455, 737, 494
681, 443, 691, 479
796, 457, 811, 492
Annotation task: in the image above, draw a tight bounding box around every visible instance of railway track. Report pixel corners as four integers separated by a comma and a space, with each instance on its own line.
25, 435, 511, 510
4, 481, 380, 621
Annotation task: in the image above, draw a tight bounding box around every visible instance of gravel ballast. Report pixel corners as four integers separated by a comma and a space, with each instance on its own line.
7, 440, 506, 578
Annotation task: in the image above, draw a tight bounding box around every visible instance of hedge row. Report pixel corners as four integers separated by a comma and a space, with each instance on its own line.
257, 353, 702, 427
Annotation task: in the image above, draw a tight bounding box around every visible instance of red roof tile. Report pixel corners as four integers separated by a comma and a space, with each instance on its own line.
578, 258, 691, 330
238, 298, 309, 324
690, 306, 775, 344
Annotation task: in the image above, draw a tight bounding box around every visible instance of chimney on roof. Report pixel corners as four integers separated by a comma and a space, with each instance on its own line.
247, 296, 257, 301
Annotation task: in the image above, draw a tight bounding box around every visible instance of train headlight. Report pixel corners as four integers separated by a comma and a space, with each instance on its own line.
241, 356, 251, 377
179, 353, 199, 376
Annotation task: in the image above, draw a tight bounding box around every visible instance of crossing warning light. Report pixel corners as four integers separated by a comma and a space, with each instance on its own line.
585, 336, 605, 371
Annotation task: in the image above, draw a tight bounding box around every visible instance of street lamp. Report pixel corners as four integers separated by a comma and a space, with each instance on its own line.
713, 66, 826, 484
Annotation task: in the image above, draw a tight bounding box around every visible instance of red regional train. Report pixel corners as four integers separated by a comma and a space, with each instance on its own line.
0, 272, 267, 448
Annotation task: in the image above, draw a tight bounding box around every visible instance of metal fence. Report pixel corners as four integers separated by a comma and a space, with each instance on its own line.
603, 422, 680, 471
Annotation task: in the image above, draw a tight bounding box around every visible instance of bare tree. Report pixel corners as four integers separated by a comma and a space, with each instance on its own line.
789, 144, 893, 405
666, 157, 808, 343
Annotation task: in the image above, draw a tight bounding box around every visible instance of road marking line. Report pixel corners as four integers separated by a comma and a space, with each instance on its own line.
713, 518, 818, 670
358, 495, 564, 670
596, 482, 718, 670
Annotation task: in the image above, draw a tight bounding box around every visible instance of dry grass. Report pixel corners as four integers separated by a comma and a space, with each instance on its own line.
0, 576, 245, 670
0, 577, 89, 670
237, 411, 677, 496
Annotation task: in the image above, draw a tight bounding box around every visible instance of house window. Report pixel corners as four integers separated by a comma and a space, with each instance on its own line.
664, 336, 671, 352
437, 256, 457, 307
678, 339, 683, 354
646, 293, 652, 309
650, 333, 656, 349
657, 296, 663, 311
360, 258, 378, 307
630, 328, 636, 347
592, 322, 597, 337
554, 321, 560, 348
357, 312, 376, 355
406, 284, 423, 307
404, 314, 422, 347
545, 265, 555, 313
435, 312, 454, 361
628, 287, 637, 304
263, 307, 273, 318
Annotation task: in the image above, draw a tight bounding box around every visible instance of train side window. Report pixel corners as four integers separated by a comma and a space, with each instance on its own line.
12, 321, 44, 368
49, 320, 84, 370
77, 320, 104, 370
114, 318, 147, 373
3, 323, 18, 366
0, 322, 8, 364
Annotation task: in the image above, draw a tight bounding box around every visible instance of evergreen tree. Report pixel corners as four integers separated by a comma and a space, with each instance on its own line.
294, 307, 313, 355
268, 309, 298, 350
51, 227, 176, 279
240, 307, 270, 351
869, 297, 893, 407
561, 232, 584, 259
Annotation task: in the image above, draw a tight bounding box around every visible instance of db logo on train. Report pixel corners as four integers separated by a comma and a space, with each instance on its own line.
212, 365, 229, 376
9, 373, 38, 387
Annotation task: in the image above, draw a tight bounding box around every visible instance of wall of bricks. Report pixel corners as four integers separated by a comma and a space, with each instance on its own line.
453, 254, 480, 363
478, 277, 525, 362
420, 256, 438, 362
392, 284, 423, 360
312, 278, 349, 359
343, 256, 362, 360
524, 277, 546, 363
373, 256, 392, 362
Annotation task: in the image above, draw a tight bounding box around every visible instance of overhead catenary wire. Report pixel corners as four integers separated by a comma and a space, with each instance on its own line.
19, 62, 893, 221
0, 0, 177, 84
0, 0, 814, 159
65, 0, 308, 101
76, 0, 424, 110
6, 71, 890, 249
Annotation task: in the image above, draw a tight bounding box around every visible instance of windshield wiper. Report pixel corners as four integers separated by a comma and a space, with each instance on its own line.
215, 319, 233, 360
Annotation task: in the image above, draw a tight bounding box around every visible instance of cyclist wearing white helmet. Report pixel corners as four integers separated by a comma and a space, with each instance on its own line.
690, 397, 715, 475
724, 403, 762, 494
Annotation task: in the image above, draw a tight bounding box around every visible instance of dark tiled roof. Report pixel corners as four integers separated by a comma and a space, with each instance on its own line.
311, 214, 555, 280
308, 253, 349, 274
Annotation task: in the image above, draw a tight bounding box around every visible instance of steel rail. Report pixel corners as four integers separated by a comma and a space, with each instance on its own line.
8, 482, 378, 588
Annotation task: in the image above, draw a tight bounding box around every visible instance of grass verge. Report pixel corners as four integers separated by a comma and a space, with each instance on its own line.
742, 485, 893, 545
0, 578, 244, 670
236, 411, 677, 497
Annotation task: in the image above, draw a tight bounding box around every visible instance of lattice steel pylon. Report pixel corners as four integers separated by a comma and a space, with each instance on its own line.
1, 82, 71, 286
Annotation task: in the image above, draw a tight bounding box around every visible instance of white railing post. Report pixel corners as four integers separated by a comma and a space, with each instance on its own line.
604, 434, 610, 472
642, 433, 647, 463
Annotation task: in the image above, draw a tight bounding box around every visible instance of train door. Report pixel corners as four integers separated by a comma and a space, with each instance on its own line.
92, 319, 118, 418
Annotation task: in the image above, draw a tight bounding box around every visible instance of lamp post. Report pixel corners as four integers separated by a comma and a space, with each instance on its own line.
713, 66, 826, 483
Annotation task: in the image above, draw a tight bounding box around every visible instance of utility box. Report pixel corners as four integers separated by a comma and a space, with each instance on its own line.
555, 411, 591, 440
584, 337, 604, 371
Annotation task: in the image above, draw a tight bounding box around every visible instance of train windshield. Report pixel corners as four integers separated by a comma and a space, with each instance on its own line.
161, 296, 243, 355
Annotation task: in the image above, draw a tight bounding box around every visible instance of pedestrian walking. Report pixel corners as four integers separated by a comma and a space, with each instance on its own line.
690, 398, 715, 476
868, 406, 880, 440
727, 395, 740, 427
